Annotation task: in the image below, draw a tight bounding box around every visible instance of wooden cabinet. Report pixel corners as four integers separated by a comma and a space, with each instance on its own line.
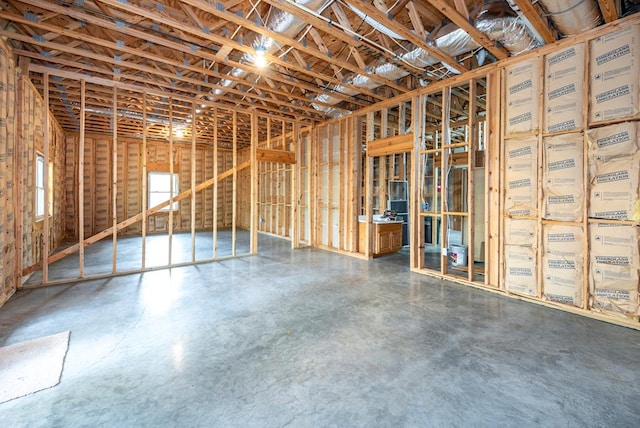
359, 221, 403, 256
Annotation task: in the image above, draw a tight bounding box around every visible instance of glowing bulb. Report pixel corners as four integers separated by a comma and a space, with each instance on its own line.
175, 128, 184, 138
255, 46, 266, 68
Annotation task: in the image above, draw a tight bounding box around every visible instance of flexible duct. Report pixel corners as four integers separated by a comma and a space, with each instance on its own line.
210, 0, 330, 99
313, 14, 539, 116
536, 0, 602, 37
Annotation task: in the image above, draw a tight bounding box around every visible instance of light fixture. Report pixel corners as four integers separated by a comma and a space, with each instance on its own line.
175, 127, 184, 138
254, 46, 267, 69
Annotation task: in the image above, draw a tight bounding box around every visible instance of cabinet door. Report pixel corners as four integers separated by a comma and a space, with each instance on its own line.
377, 231, 391, 253
391, 229, 403, 250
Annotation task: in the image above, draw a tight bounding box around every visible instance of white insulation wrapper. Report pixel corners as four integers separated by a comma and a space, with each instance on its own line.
542, 224, 584, 307
542, 133, 584, 221
589, 223, 640, 318
504, 218, 536, 246
504, 136, 537, 216
589, 151, 640, 220
544, 43, 585, 134
505, 59, 540, 135
589, 24, 640, 124
505, 245, 537, 296
587, 121, 640, 176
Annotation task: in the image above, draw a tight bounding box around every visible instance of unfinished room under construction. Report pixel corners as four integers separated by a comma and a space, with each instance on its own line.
1, 0, 640, 425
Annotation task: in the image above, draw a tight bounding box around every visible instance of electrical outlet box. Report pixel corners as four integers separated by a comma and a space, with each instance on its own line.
441, 248, 448, 256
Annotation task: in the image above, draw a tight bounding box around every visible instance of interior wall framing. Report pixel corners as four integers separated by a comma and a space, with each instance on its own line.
19, 69, 257, 286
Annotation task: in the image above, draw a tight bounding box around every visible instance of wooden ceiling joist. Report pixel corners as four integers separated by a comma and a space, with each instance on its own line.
508, 0, 557, 44
341, 0, 470, 73
1, 0, 624, 139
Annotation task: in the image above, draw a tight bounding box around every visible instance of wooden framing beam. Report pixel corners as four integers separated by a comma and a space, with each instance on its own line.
22, 161, 251, 275
596, 0, 619, 23
26, 63, 310, 125
42, 71, 50, 283
509, 0, 557, 44
257, 148, 296, 164
342, 0, 469, 72
10, 0, 372, 108
111, 86, 118, 273
423, 0, 509, 60
141, 92, 148, 269
85, 0, 394, 98
367, 134, 413, 157
79, 79, 86, 277
175, 0, 406, 92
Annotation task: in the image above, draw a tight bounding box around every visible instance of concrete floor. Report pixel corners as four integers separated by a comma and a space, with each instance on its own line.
1, 235, 639, 427
26, 230, 251, 285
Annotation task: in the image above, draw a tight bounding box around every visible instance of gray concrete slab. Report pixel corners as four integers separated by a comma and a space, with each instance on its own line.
1, 235, 639, 427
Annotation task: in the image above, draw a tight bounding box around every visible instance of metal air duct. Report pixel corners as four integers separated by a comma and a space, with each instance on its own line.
536, 0, 603, 37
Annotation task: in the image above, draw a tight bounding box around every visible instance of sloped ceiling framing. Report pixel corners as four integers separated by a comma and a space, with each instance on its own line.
0, 0, 624, 143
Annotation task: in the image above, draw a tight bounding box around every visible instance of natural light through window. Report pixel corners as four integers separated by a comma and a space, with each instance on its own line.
35, 153, 45, 218
148, 172, 179, 211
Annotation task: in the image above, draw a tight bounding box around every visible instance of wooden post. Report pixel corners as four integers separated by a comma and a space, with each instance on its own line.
79, 80, 86, 277
168, 98, 174, 265
410, 95, 421, 269
582, 40, 590, 310
354, 118, 364, 254
487, 69, 502, 288
111, 87, 118, 273
468, 79, 476, 282
291, 122, 299, 249
441, 87, 450, 275
365, 111, 374, 258
251, 112, 259, 254
536, 56, 544, 298
42, 72, 50, 284
213, 108, 218, 258
141, 92, 147, 270
310, 127, 318, 247
327, 124, 333, 248
191, 101, 197, 262
15, 58, 26, 286
232, 111, 237, 256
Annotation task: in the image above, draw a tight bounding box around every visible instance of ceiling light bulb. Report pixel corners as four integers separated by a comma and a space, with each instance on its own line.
255, 46, 267, 68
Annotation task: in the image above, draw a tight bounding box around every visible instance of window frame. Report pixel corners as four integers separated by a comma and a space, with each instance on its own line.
147, 171, 180, 212
35, 153, 46, 219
